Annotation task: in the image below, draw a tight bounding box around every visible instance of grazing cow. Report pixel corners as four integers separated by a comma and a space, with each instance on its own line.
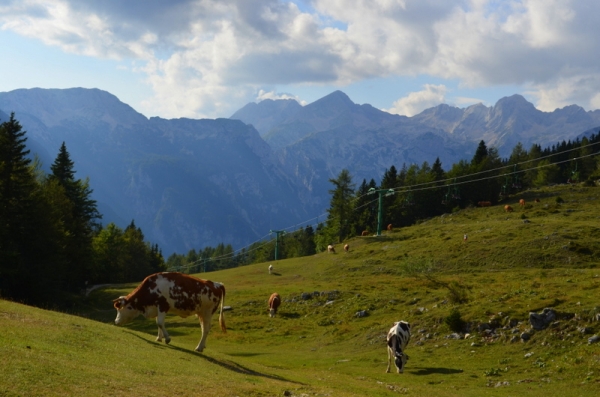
534, 198, 541, 203
387, 224, 393, 231
504, 205, 513, 212
361, 230, 369, 236
268, 292, 281, 318
386, 321, 411, 374
478, 201, 491, 207
344, 244, 349, 253
519, 199, 525, 207
269, 264, 273, 274
113, 272, 226, 353
328, 244, 336, 253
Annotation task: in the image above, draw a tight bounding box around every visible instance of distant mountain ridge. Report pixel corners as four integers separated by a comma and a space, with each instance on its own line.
0, 88, 314, 255
2, 87, 599, 255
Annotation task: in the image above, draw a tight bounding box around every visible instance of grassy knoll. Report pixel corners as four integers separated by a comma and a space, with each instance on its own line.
2, 184, 600, 396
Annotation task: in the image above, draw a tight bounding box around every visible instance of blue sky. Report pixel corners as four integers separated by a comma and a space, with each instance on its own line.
1, 0, 599, 119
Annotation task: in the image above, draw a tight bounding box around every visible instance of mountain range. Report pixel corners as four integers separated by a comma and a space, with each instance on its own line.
1, 88, 599, 255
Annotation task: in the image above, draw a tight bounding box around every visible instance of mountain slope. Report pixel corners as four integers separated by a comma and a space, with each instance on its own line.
0, 88, 313, 255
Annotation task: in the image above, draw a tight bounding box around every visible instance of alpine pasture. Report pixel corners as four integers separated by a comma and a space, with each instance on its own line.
2, 184, 600, 396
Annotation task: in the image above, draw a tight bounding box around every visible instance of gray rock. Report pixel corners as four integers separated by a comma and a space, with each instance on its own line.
478, 323, 491, 332
529, 308, 557, 330
588, 335, 600, 344
355, 310, 368, 318
521, 332, 532, 341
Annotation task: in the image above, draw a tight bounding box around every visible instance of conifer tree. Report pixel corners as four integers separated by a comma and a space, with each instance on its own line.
49, 142, 101, 290
325, 169, 355, 243
0, 114, 61, 301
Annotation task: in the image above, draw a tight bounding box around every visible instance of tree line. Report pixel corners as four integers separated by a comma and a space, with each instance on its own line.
167, 133, 600, 271
0, 114, 165, 306
3, 112, 599, 302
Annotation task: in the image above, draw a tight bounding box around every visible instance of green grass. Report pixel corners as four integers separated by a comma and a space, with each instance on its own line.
2, 184, 600, 396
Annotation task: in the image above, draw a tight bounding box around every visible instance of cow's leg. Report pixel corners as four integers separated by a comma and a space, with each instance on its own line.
386, 346, 392, 373
156, 311, 171, 344
195, 313, 212, 352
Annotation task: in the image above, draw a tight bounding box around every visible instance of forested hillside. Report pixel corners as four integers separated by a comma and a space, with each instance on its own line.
167, 134, 600, 273
0, 114, 165, 305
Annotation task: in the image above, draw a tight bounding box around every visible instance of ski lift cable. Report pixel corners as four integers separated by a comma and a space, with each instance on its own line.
171, 145, 600, 270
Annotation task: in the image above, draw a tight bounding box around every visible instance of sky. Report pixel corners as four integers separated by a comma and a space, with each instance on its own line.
1, 0, 600, 119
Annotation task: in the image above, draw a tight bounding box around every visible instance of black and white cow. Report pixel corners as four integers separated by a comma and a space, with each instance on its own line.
386, 320, 411, 373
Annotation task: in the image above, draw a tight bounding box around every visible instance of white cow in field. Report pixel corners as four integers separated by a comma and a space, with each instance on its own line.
386, 320, 411, 373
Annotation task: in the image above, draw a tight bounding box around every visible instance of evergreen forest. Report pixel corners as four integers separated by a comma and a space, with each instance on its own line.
2, 112, 600, 307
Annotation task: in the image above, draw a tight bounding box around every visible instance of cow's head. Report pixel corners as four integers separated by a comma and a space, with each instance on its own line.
113, 296, 140, 325
394, 350, 409, 373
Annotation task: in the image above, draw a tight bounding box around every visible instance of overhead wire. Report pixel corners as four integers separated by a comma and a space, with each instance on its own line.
169, 140, 600, 272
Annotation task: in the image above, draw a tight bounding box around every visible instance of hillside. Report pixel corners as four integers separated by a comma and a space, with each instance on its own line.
2, 184, 600, 396
0, 88, 314, 255
3, 87, 600, 256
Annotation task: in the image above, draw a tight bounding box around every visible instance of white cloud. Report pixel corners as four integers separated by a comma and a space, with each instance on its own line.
526, 72, 600, 111
257, 90, 306, 105
1, 0, 600, 117
386, 84, 448, 116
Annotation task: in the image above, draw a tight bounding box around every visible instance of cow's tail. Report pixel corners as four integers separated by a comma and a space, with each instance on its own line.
219, 284, 227, 333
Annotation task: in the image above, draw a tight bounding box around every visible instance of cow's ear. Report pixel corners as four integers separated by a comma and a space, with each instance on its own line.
113, 297, 126, 309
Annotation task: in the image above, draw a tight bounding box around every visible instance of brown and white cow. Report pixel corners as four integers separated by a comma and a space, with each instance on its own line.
519, 199, 525, 207
113, 272, 226, 353
327, 244, 336, 253
361, 230, 369, 236
478, 201, 492, 207
344, 244, 349, 253
386, 320, 411, 374
504, 205, 513, 212
268, 292, 281, 317
387, 224, 393, 231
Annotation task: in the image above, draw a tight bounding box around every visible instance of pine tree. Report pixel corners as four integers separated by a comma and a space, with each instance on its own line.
49, 142, 101, 290
0, 114, 35, 298
0, 114, 60, 302
326, 169, 355, 243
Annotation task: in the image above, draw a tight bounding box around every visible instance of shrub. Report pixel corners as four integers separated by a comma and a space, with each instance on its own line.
445, 308, 466, 332
447, 281, 469, 304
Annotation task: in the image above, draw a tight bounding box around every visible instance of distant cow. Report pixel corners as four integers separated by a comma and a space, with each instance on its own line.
268, 292, 281, 318
361, 230, 369, 236
269, 264, 273, 274
534, 198, 541, 203
519, 199, 525, 207
328, 244, 336, 253
478, 201, 491, 207
113, 272, 226, 353
504, 205, 513, 212
386, 321, 411, 374
344, 244, 349, 253
387, 224, 393, 231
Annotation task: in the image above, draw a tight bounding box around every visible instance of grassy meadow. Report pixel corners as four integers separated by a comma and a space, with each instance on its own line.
1, 184, 600, 396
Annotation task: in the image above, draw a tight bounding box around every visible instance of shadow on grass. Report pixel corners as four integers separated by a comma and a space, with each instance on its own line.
226, 352, 269, 357
270, 272, 282, 276
278, 312, 301, 319
409, 367, 463, 375
124, 331, 303, 384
